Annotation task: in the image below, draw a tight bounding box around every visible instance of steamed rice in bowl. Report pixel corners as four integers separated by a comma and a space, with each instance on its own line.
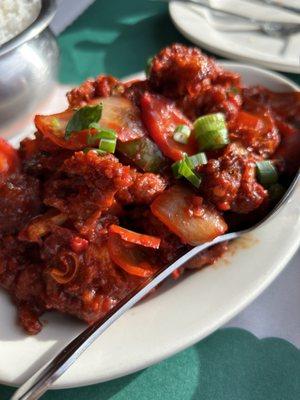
0, 0, 41, 46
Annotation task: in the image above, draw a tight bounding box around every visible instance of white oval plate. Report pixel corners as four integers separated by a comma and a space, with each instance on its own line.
1, 63, 299, 389
169, 1, 300, 73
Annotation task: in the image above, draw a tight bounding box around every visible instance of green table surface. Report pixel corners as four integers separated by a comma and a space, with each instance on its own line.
1, 1, 299, 399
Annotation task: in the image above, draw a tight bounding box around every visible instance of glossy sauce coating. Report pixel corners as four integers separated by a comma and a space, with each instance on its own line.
0, 44, 299, 334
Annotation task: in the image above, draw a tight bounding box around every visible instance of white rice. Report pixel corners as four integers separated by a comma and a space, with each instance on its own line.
0, 0, 41, 46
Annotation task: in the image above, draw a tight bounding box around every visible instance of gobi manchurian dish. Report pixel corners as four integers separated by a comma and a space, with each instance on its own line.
0, 44, 299, 334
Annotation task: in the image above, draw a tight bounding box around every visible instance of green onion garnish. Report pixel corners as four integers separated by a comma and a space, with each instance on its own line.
194, 113, 225, 132
87, 125, 117, 154
99, 138, 116, 153
172, 156, 203, 188
256, 161, 278, 188
197, 128, 229, 151
178, 161, 201, 188
185, 152, 207, 169
65, 104, 103, 140
88, 122, 101, 131
88, 127, 117, 144
173, 125, 191, 144
193, 113, 229, 151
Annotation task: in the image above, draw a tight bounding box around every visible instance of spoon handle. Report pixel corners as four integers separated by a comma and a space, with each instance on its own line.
160, 0, 300, 25
11, 231, 238, 400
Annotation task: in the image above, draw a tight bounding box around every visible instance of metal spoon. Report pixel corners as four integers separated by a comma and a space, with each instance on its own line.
258, 0, 300, 14
11, 169, 300, 400
160, 0, 300, 38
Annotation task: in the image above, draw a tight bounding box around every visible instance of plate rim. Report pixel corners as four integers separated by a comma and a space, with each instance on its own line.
60, 62, 300, 389
169, 1, 300, 74
1, 62, 300, 389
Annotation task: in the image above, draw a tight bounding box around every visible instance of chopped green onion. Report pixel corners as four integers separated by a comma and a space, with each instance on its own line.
194, 113, 225, 132
172, 153, 207, 187
98, 129, 117, 140
194, 113, 229, 151
256, 161, 278, 188
173, 125, 191, 144
171, 158, 202, 188
88, 122, 101, 131
87, 126, 117, 154
184, 171, 201, 189
99, 138, 116, 153
145, 56, 153, 77
88, 128, 117, 144
65, 104, 103, 140
178, 161, 201, 188
197, 128, 229, 151
185, 152, 207, 169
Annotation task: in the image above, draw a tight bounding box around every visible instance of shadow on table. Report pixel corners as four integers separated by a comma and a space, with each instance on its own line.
3, 328, 300, 400
0, 370, 142, 400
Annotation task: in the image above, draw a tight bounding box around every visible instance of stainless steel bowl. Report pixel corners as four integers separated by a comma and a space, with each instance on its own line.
0, 0, 58, 135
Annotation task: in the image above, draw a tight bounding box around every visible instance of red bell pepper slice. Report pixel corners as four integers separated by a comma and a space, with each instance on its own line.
109, 224, 161, 249
140, 92, 197, 161
0, 137, 20, 175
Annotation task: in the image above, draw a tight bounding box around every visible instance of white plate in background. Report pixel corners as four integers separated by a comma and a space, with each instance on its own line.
169, 0, 300, 73
0, 63, 300, 388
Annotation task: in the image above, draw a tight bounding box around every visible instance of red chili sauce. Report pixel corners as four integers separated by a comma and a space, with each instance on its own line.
0, 44, 299, 334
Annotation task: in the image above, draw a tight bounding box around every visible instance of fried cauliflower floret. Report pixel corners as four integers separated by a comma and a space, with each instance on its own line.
201, 144, 267, 213
149, 43, 219, 99
67, 75, 122, 108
